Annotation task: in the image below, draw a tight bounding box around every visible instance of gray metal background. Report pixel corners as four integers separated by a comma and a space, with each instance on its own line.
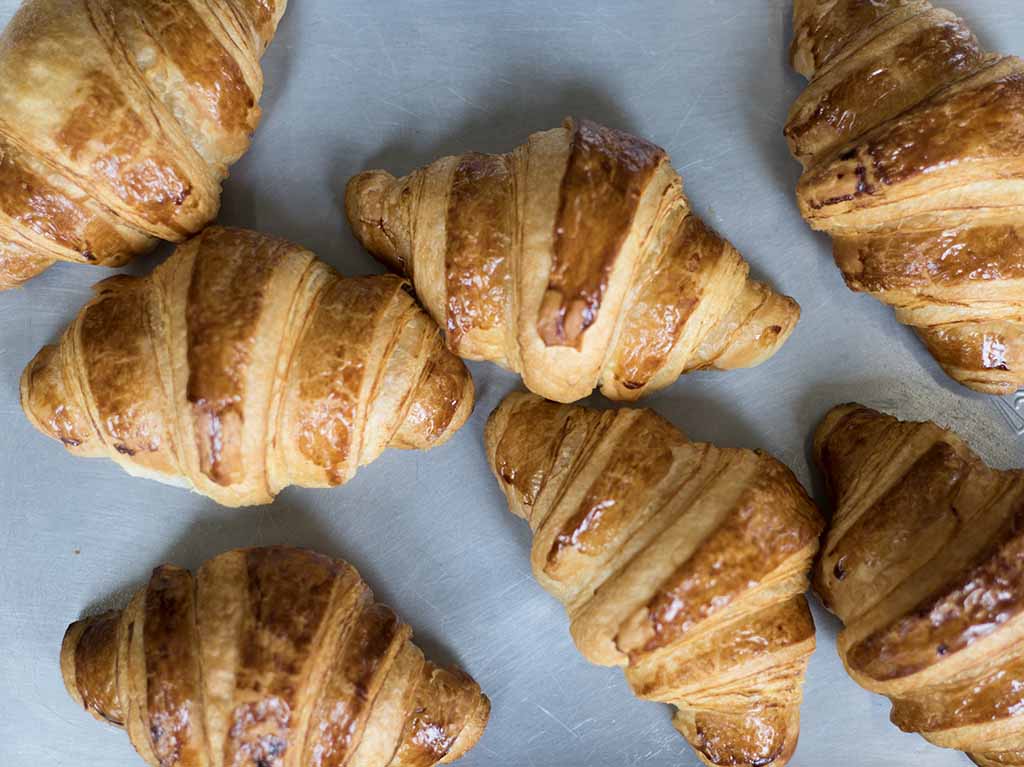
2, 1, 1023, 765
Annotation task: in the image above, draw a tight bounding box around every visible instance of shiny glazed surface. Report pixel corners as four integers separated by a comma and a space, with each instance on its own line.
0, 0, 287, 288
60, 546, 490, 767
485, 392, 823, 767
814, 404, 1024, 765
19, 226, 474, 506
788, 0, 1024, 394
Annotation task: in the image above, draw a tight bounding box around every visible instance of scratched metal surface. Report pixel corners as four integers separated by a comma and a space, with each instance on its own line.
2, 1, 1024, 766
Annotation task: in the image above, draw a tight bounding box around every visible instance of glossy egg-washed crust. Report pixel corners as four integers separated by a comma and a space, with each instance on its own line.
60, 546, 490, 767
484, 392, 823, 767
19, 226, 473, 507
345, 118, 800, 404
814, 404, 1024, 766
0, 0, 286, 289
788, 0, 1024, 394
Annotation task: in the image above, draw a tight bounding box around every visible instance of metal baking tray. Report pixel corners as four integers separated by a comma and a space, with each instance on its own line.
2, 2, 1021, 765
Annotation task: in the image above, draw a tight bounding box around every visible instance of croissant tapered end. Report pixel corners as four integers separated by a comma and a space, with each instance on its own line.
811, 403, 866, 486
345, 170, 409, 273
0, 241, 55, 289
391, 336, 475, 451
483, 392, 586, 525
685, 279, 801, 375
20, 343, 102, 457
674, 705, 801, 767
60, 610, 124, 727
789, 0, 925, 79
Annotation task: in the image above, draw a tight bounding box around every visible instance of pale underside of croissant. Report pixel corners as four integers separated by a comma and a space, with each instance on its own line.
346, 118, 801, 404
20, 227, 474, 507
61, 546, 490, 767
484, 392, 823, 767
0, 0, 286, 289
788, 0, 1024, 394
815, 404, 1024, 766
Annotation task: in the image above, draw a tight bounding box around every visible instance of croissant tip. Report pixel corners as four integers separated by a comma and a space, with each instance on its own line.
813, 403, 868, 467
344, 170, 404, 271
19, 344, 54, 436
59, 618, 87, 707
442, 690, 491, 764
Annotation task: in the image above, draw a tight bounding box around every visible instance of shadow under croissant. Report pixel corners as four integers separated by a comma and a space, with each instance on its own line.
70, 501, 467, 674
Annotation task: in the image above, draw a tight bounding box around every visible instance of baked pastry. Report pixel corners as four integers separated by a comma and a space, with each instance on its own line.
787, 0, 1024, 394
21, 226, 473, 507
61, 546, 490, 767
0, 0, 287, 289
484, 392, 823, 767
815, 403, 1024, 766
346, 118, 800, 404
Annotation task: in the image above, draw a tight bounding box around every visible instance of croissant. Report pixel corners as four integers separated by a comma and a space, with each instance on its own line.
61, 546, 490, 767
0, 0, 286, 289
484, 392, 823, 767
787, 0, 1024, 394
814, 404, 1024, 766
20, 226, 473, 507
346, 118, 801, 404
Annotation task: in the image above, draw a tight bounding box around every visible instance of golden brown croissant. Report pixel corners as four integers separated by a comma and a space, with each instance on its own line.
787, 0, 1024, 394
484, 392, 823, 767
0, 0, 286, 289
61, 546, 490, 767
814, 403, 1024, 766
346, 118, 800, 404
21, 226, 473, 507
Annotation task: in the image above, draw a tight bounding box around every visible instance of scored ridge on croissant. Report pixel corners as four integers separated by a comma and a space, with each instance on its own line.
484, 392, 823, 767
814, 404, 1024, 766
0, 0, 287, 289
787, 0, 1024, 394
346, 118, 800, 404
20, 226, 473, 507
61, 546, 490, 767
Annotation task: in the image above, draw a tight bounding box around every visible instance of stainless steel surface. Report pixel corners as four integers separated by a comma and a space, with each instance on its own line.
2, 2, 1022, 765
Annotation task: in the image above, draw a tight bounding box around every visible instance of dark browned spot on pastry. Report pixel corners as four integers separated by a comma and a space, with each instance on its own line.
833, 557, 847, 580
444, 152, 512, 351
144, 565, 202, 767
848, 505, 1024, 680
691, 707, 789, 767
636, 458, 819, 654
538, 119, 665, 348
186, 229, 287, 484
223, 548, 349, 767
546, 410, 680, 574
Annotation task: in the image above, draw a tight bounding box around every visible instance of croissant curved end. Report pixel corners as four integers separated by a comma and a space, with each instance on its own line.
440, 691, 491, 764
20, 344, 101, 456
60, 610, 124, 726
390, 337, 475, 451
0, 241, 55, 290
345, 170, 405, 272
812, 403, 864, 471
